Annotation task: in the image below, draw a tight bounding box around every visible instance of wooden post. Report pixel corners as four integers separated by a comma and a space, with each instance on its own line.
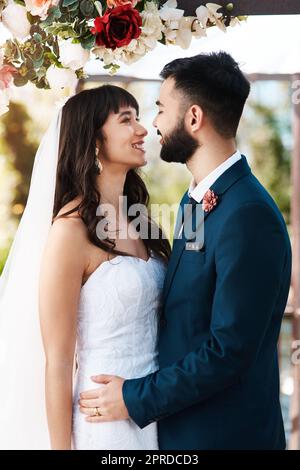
289, 74, 300, 450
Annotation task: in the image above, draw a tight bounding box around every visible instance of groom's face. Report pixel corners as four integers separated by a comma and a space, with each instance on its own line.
153, 78, 199, 164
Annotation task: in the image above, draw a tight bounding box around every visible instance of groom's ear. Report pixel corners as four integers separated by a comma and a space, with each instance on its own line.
186, 105, 204, 133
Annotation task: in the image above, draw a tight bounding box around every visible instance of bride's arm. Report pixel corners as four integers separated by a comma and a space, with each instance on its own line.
39, 218, 86, 450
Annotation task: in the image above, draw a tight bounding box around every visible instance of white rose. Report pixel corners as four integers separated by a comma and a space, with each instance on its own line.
0, 90, 10, 116
46, 66, 78, 90
59, 40, 90, 71
2, 0, 31, 39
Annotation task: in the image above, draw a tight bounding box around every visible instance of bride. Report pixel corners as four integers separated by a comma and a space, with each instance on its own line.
0, 85, 170, 450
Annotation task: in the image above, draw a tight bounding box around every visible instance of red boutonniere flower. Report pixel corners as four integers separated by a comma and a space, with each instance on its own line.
91, 5, 142, 50
202, 189, 219, 213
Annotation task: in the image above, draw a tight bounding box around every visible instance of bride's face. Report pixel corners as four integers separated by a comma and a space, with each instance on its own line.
99, 106, 148, 170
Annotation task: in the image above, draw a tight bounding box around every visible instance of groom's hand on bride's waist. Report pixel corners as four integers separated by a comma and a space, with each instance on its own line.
78, 374, 129, 422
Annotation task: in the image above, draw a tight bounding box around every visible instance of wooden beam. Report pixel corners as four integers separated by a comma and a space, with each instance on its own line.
160, 1, 300, 16
289, 73, 300, 450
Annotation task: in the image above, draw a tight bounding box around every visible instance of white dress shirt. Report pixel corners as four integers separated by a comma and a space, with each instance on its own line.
188, 150, 242, 203
177, 150, 242, 238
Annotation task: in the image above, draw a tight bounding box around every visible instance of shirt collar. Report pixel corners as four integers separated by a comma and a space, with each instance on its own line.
188, 150, 242, 203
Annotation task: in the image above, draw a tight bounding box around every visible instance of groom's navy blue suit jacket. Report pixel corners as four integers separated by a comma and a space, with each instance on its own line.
122, 156, 292, 450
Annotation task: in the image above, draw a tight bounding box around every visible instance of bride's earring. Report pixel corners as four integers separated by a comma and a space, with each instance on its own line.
95, 147, 103, 175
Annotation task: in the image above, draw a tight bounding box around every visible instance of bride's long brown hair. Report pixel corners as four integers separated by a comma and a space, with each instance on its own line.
53, 85, 171, 262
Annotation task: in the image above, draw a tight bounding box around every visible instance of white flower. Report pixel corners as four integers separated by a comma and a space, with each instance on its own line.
24, 0, 59, 20
196, 3, 226, 32
0, 89, 10, 116
206, 3, 223, 19
46, 66, 78, 90
141, 2, 163, 42
93, 46, 122, 66
159, 0, 184, 22
159, 0, 188, 47
195, 5, 209, 28
175, 17, 193, 49
0, 49, 4, 67
59, 39, 90, 71
2, 0, 31, 39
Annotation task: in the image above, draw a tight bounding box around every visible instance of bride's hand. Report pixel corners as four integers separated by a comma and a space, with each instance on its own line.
78, 375, 129, 422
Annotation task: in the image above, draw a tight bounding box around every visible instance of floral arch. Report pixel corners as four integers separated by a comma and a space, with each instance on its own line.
1, 0, 300, 450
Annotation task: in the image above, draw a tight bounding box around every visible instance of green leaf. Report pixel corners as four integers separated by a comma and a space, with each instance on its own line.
30, 25, 43, 36
80, 0, 95, 17
47, 5, 62, 18
26, 69, 37, 81
13, 0, 25, 6
24, 56, 34, 69
40, 5, 62, 27
32, 46, 44, 62
27, 12, 41, 25
33, 56, 45, 69
68, 4, 80, 13
36, 66, 47, 79
14, 75, 28, 87
19, 63, 29, 76
32, 33, 43, 43
35, 78, 49, 89
62, 0, 78, 7
53, 39, 59, 58
81, 34, 96, 50
4, 40, 21, 61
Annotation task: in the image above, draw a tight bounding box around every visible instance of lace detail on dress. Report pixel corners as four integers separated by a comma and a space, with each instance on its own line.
72, 254, 166, 450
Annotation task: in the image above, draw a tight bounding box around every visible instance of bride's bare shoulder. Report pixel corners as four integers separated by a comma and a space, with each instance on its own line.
54, 197, 82, 220
49, 198, 87, 246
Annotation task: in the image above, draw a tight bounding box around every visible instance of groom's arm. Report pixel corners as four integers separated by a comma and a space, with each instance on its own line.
122, 203, 290, 428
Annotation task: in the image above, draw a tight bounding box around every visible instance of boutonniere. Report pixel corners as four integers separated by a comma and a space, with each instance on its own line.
202, 189, 219, 213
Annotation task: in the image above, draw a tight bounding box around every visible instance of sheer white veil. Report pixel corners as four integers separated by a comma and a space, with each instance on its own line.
0, 105, 64, 449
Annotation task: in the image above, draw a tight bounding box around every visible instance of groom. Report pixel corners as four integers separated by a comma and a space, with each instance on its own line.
78, 52, 292, 450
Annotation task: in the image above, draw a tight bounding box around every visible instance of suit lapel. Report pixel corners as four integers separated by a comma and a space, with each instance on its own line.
163, 201, 211, 302
163, 155, 252, 303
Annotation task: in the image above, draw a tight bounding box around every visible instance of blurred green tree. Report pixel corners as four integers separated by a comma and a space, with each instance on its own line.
1, 101, 38, 221
240, 98, 291, 224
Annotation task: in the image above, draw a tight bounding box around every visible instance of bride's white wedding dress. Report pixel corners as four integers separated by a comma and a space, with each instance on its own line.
72, 254, 166, 450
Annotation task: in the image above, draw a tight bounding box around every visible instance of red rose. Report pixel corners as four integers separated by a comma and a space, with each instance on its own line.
91, 5, 142, 50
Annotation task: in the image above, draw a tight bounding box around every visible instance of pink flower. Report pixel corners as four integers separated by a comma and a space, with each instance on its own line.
107, 0, 139, 8
202, 189, 218, 213
24, 0, 59, 20
0, 65, 16, 91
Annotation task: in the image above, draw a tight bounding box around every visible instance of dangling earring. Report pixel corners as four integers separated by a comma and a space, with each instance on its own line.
95, 147, 103, 175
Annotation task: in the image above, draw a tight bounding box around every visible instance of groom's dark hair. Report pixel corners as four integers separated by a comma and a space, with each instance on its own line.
160, 51, 250, 138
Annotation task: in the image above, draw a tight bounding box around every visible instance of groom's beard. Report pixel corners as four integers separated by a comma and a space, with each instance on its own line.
159, 119, 199, 164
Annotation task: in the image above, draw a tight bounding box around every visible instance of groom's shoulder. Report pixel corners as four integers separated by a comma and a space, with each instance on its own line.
222, 172, 287, 230
228, 171, 279, 211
